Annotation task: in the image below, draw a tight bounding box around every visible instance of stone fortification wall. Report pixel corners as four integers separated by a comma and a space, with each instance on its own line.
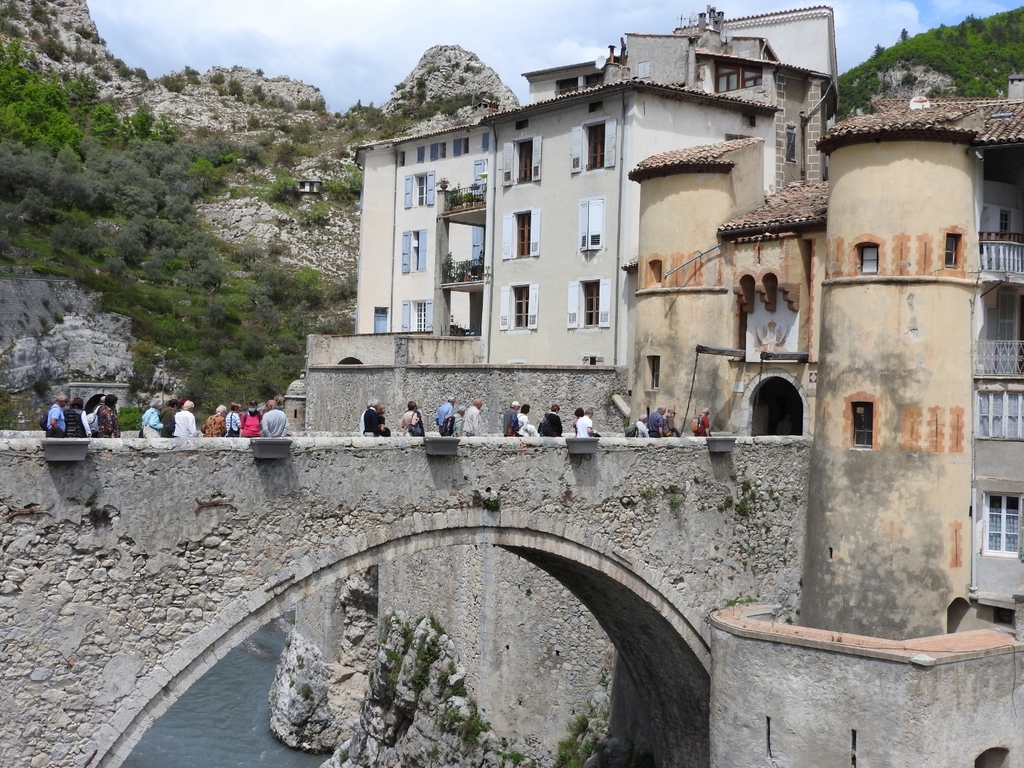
306, 364, 627, 435
306, 334, 484, 368
0, 436, 808, 768
710, 606, 1024, 766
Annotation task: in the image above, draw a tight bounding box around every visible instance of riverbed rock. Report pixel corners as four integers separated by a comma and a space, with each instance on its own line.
269, 628, 345, 753
320, 612, 498, 768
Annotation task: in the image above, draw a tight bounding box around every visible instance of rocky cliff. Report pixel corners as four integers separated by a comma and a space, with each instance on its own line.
321, 612, 502, 768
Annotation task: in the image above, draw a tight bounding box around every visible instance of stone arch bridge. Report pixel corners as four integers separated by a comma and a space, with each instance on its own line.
0, 436, 809, 768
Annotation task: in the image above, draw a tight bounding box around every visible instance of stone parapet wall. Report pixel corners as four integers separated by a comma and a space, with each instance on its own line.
306, 365, 627, 435
0, 436, 809, 768
710, 605, 1024, 766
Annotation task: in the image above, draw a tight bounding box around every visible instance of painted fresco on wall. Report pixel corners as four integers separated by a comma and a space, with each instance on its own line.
746, 303, 799, 363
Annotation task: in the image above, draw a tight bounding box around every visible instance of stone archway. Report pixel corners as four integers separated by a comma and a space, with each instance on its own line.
105, 527, 711, 768
740, 370, 809, 436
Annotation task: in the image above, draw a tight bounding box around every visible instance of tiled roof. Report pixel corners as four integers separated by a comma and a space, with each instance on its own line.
357, 116, 490, 150
629, 137, 763, 181
726, 5, 833, 25
718, 182, 829, 235
817, 101, 982, 153
483, 80, 777, 122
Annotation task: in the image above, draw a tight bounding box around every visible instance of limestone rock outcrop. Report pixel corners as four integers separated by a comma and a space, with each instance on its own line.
384, 45, 519, 117
320, 612, 499, 768
269, 628, 345, 753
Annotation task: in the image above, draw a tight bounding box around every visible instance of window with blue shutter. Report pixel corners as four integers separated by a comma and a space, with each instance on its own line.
453, 139, 462, 157
401, 300, 411, 331
426, 171, 435, 206
404, 175, 413, 209
481, 133, 490, 151
430, 143, 438, 161
417, 230, 428, 271
401, 231, 411, 273
416, 146, 425, 163
473, 159, 487, 190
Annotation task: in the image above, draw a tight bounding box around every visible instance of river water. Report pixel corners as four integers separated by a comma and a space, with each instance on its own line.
122, 619, 327, 768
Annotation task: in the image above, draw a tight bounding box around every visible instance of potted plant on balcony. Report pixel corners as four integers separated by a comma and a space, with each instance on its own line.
437, 178, 450, 191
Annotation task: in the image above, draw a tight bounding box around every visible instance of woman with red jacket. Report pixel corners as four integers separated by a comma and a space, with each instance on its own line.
240, 400, 262, 437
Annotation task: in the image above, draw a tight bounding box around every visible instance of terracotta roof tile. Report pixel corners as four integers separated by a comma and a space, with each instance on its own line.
719, 182, 829, 234
629, 137, 763, 181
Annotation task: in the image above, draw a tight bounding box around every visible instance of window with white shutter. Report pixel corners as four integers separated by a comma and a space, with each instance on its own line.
579, 198, 605, 251
599, 278, 611, 327
503, 142, 514, 186
499, 286, 511, 330
531, 136, 542, 181
567, 281, 580, 328
502, 214, 514, 260
571, 126, 583, 173
529, 208, 541, 256
527, 284, 539, 329
425, 171, 435, 206
603, 119, 616, 168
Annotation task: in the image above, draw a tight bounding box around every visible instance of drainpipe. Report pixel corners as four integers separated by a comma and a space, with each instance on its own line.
613, 92, 628, 369
388, 148, 398, 332
483, 125, 497, 363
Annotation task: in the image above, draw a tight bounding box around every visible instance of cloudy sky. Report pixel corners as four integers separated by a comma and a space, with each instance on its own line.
87, 0, 1014, 113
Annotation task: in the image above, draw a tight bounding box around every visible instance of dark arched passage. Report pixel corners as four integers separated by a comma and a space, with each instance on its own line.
751, 377, 803, 436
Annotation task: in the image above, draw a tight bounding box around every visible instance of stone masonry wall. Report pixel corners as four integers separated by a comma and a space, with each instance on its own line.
306, 365, 628, 435
0, 436, 809, 768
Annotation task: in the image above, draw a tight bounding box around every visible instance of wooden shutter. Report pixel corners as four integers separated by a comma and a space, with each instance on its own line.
579, 199, 589, 250
530, 209, 541, 256
472, 226, 484, 261
567, 281, 580, 328
599, 278, 611, 327
571, 126, 583, 173
502, 213, 513, 260
604, 119, 617, 168
401, 231, 411, 273
401, 300, 411, 331
473, 159, 486, 188
417, 230, 428, 271
426, 171, 436, 206
404, 175, 413, 208
499, 286, 510, 330
453, 138, 461, 157
424, 300, 433, 332
588, 198, 604, 249
531, 136, 542, 181
527, 284, 539, 329
503, 142, 514, 185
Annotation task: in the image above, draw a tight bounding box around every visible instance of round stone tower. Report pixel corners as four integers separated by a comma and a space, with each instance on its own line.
801, 108, 980, 639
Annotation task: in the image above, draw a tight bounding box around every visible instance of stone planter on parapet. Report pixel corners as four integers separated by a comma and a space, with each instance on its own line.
564, 437, 599, 455
43, 438, 90, 462
706, 436, 737, 453
251, 438, 293, 459
424, 436, 461, 456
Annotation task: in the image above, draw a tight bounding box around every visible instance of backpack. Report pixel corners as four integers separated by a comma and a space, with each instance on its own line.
625, 422, 640, 438
439, 414, 455, 436
88, 410, 99, 432
38, 410, 49, 431
691, 418, 700, 434
408, 411, 425, 437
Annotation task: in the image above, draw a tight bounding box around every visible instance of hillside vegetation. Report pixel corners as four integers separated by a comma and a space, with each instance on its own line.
840, 9, 1024, 117
0, 39, 359, 409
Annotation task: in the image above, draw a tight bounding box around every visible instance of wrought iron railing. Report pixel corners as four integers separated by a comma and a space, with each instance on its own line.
443, 184, 486, 213
980, 236, 1024, 273
976, 340, 1024, 375
441, 257, 484, 285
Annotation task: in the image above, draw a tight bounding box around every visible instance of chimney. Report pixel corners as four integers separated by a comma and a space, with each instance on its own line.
1009, 73, 1024, 102
687, 38, 698, 88
609, 44, 616, 63
698, 12, 706, 32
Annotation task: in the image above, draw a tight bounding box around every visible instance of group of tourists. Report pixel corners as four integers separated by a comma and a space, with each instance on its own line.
626, 406, 711, 438
357, 396, 599, 438
43, 394, 290, 439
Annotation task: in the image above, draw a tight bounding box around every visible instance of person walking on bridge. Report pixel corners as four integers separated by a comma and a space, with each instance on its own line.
463, 398, 483, 436
436, 395, 456, 435
45, 393, 68, 438
261, 400, 289, 438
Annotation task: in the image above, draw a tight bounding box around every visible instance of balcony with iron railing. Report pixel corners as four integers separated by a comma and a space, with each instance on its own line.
976, 340, 1024, 376
441, 255, 485, 291
441, 183, 486, 225
980, 232, 1024, 274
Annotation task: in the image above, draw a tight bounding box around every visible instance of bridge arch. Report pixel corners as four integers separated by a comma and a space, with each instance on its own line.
105, 521, 710, 768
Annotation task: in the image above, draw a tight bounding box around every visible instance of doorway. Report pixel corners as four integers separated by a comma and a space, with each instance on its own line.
751, 377, 803, 436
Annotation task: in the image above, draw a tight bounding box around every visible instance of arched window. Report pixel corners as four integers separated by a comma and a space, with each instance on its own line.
648, 258, 663, 287
761, 272, 778, 312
